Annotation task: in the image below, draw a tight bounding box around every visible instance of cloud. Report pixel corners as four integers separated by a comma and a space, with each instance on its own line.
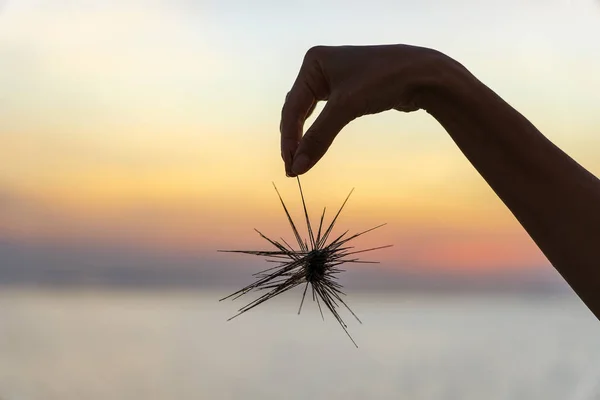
0, 238, 565, 292
0, 186, 50, 218
0, 186, 64, 241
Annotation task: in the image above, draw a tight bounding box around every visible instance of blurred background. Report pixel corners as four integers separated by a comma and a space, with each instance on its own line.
1, 0, 600, 399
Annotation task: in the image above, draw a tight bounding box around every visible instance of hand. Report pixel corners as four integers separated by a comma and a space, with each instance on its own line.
279, 44, 450, 177
281, 44, 600, 321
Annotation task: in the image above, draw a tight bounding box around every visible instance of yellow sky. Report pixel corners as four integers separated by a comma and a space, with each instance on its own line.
1, 0, 599, 274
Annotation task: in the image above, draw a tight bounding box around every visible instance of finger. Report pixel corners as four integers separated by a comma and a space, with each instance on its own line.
305, 100, 318, 120
283, 100, 317, 171
280, 81, 316, 177
284, 84, 318, 167
280, 46, 332, 177
291, 99, 355, 176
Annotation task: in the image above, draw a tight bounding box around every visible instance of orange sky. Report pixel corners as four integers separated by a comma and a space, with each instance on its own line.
1, 0, 599, 276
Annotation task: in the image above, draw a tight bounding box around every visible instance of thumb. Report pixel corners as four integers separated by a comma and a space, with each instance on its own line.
290, 99, 355, 176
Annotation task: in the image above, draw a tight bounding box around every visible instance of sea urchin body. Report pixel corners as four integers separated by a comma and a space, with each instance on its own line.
219, 178, 391, 347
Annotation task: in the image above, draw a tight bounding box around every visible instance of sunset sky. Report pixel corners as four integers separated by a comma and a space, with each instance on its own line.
1, 0, 599, 284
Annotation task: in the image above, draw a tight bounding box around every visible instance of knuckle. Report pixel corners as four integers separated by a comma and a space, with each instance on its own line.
331, 90, 353, 106
281, 102, 299, 127
303, 130, 331, 155
280, 95, 291, 116
304, 45, 328, 62
330, 90, 360, 119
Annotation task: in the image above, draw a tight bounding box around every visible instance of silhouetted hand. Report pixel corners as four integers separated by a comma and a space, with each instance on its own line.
278, 43, 600, 320
279, 44, 448, 177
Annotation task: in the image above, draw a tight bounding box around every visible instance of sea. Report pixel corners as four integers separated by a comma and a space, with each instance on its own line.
0, 289, 599, 400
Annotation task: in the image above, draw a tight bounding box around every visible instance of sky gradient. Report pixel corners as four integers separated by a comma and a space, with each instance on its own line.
1, 0, 600, 285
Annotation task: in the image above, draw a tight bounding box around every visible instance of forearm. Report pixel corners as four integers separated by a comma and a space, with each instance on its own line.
421, 58, 600, 317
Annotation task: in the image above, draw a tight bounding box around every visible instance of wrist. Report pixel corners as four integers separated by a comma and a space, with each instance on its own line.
413, 51, 479, 115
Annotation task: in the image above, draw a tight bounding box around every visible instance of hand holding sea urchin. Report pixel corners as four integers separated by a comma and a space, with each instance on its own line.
219, 178, 391, 347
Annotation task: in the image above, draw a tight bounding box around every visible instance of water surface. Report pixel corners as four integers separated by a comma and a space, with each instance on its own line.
0, 289, 599, 400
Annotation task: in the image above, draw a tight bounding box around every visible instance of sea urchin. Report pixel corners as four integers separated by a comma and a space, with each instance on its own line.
219, 178, 391, 347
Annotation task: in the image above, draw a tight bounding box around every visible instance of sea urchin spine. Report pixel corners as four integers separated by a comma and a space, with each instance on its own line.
219, 178, 391, 347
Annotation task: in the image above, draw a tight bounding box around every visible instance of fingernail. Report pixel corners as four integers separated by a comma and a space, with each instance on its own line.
291, 154, 311, 175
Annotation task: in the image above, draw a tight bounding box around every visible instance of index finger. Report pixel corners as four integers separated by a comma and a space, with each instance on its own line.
280, 78, 316, 177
